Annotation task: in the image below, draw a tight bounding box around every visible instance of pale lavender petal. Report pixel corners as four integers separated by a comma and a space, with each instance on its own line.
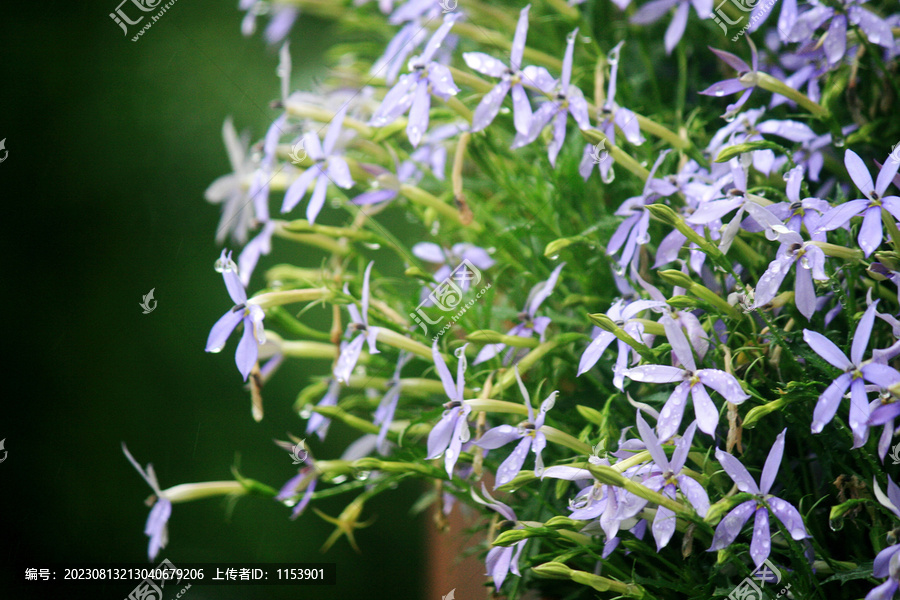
769, 496, 808, 540
427, 409, 458, 459
428, 64, 459, 99
823, 15, 847, 65
859, 206, 883, 257
413, 242, 446, 263
657, 382, 691, 440
636, 411, 670, 470
708, 500, 756, 550
652, 503, 678, 549
677, 474, 710, 516
803, 329, 852, 370
548, 110, 567, 167
528, 263, 565, 316
419, 16, 456, 64
817, 199, 868, 232
670, 421, 696, 472
463, 51, 507, 78
852, 301, 879, 364
753, 254, 793, 308
445, 405, 471, 476
206, 309, 243, 354
432, 340, 457, 399
811, 372, 852, 433
333, 333, 365, 383
876, 154, 900, 196
862, 363, 900, 389
699, 78, 747, 97
327, 156, 354, 189
794, 260, 816, 319
474, 342, 505, 365
306, 173, 329, 224
625, 365, 684, 383
845, 149, 875, 197
715, 447, 761, 494
323, 104, 348, 156
850, 6, 894, 48
560, 28, 577, 90
145, 498, 171, 561
691, 384, 720, 436
848, 377, 871, 438
510, 4, 530, 68
697, 369, 749, 404
663, 316, 697, 371
664, 2, 688, 54
750, 508, 771, 568
486, 546, 513, 590
510, 84, 533, 136
496, 436, 532, 487
282, 165, 320, 213
577, 331, 618, 376
370, 74, 417, 126
471, 82, 511, 132
407, 80, 430, 148
759, 428, 786, 495
476, 425, 521, 449
630, 0, 679, 24
236, 317, 260, 380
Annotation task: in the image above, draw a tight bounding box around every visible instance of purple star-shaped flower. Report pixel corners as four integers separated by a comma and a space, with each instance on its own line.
206, 250, 266, 381
709, 429, 809, 567
471, 484, 526, 590
511, 30, 590, 166
373, 351, 412, 454
281, 105, 354, 224
474, 263, 565, 364
630, 0, 712, 54
803, 301, 900, 439
275, 448, 319, 519
635, 415, 709, 550
463, 4, 554, 135
427, 342, 471, 477
699, 42, 759, 120
816, 149, 900, 257
307, 378, 341, 441
369, 14, 460, 147
475, 368, 557, 487
122, 443, 172, 561
334, 262, 380, 384
869, 476, 900, 599
577, 298, 660, 389
743, 203, 828, 320
623, 321, 749, 439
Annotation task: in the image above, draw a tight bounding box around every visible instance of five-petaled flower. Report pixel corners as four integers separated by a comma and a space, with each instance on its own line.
427, 342, 472, 477
122, 443, 172, 561
803, 301, 900, 440
709, 429, 809, 567
206, 250, 266, 381
475, 367, 557, 487
816, 149, 900, 257
334, 262, 380, 384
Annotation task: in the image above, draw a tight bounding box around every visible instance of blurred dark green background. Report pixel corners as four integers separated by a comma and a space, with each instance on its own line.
2, 2, 425, 598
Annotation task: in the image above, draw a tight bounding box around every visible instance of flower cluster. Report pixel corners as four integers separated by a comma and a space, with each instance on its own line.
124, 1, 900, 598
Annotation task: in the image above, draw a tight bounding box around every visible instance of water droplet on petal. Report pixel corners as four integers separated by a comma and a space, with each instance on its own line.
714, 89, 725, 97
354, 469, 371, 481
724, 113, 737, 123
208, 345, 224, 354
363, 242, 382, 250
299, 404, 314, 419
602, 167, 615, 184
833, 135, 845, 148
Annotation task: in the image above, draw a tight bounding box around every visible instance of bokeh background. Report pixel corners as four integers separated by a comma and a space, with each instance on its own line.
1, 2, 430, 598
